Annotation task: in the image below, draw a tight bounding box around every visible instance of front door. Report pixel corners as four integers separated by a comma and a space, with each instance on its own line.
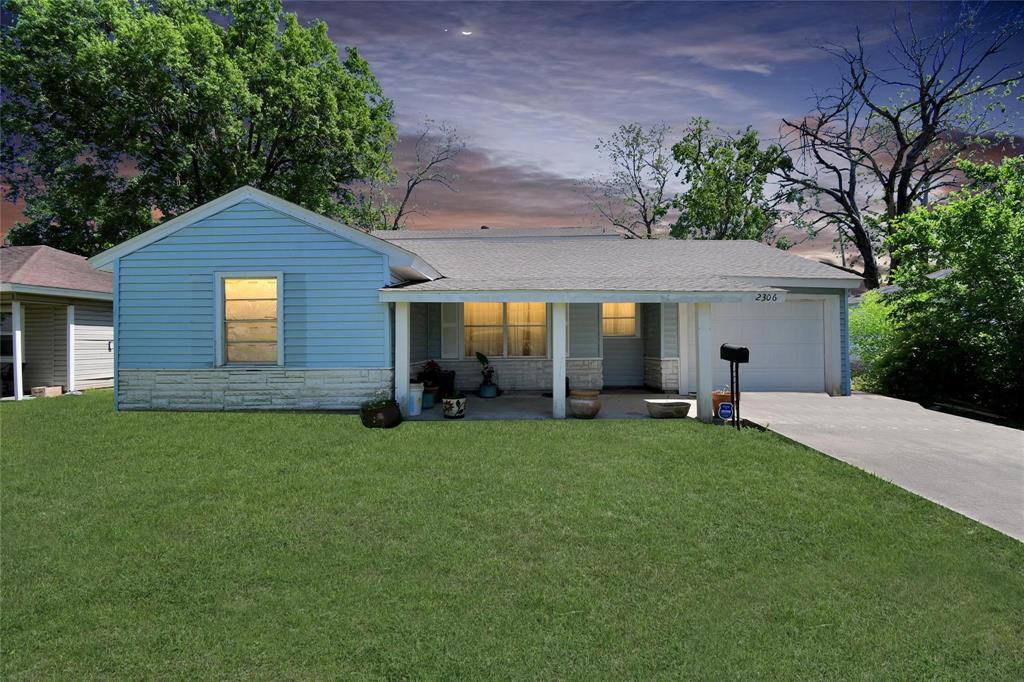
601, 303, 643, 387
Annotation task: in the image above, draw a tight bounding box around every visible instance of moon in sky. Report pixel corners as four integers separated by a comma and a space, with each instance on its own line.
461, 30, 472, 35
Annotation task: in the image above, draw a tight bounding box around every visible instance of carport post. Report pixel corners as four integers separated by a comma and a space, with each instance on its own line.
11, 301, 24, 400
694, 302, 713, 422
551, 302, 567, 418
394, 301, 411, 415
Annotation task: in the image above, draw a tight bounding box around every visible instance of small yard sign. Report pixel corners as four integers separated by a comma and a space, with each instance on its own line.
718, 402, 733, 420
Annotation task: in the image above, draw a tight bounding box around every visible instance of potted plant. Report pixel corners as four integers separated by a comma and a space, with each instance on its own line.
360, 390, 402, 428
569, 389, 601, 418
712, 388, 732, 419
475, 352, 498, 398
442, 390, 467, 419
417, 360, 442, 409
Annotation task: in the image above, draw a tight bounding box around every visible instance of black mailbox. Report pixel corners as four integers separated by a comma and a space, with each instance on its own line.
720, 344, 749, 364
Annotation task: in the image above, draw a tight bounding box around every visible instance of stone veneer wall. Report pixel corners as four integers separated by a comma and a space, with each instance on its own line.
411, 358, 603, 392
118, 368, 393, 411
642, 357, 679, 393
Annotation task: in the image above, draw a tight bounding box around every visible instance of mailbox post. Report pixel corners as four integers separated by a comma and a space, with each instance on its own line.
719, 344, 749, 430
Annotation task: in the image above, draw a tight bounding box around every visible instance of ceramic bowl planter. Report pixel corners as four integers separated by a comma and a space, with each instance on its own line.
359, 401, 402, 428
569, 389, 601, 419
644, 398, 690, 419
442, 395, 467, 419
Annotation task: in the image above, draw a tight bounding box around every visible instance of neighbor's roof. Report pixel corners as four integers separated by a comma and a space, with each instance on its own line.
373, 227, 619, 241
387, 239, 862, 295
0, 245, 113, 296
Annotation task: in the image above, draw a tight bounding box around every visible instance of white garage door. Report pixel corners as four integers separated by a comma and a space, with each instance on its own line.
712, 301, 825, 391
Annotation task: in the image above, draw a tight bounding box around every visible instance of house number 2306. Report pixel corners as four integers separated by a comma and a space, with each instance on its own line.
754, 293, 780, 303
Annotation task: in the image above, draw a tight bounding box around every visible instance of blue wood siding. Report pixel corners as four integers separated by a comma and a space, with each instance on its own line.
841, 294, 851, 395
641, 303, 660, 357
117, 200, 390, 369
660, 303, 679, 358
569, 303, 600, 358
410, 302, 428, 363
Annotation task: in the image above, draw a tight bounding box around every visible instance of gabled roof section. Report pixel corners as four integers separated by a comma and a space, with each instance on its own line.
88, 186, 440, 281
388, 238, 863, 294
1, 245, 113, 298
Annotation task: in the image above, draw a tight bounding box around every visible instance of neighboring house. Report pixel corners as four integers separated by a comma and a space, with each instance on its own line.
1, 245, 114, 399
88, 186, 861, 420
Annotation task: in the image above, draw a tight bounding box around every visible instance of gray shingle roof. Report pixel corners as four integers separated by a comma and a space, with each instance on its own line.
1, 245, 113, 294
391, 239, 861, 292
373, 227, 618, 240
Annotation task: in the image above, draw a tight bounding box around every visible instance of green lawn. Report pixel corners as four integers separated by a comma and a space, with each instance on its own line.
2, 391, 1022, 680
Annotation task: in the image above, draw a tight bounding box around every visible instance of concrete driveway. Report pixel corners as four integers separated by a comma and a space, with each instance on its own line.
740, 392, 1024, 541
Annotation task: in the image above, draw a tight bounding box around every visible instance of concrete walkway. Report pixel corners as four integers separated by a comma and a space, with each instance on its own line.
741, 392, 1024, 541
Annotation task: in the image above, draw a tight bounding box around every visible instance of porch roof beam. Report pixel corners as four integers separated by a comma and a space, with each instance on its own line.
379, 289, 776, 304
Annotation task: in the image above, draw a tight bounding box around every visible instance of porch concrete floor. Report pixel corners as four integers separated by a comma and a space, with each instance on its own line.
410, 390, 696, 421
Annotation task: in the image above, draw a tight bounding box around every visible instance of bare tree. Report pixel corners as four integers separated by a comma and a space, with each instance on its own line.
387, 119, 465, 230
780, 6, 1022, 288
581, 123, 675, 238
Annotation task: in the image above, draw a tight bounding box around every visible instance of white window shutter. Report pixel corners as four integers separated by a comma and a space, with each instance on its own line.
441, 303, 459, 359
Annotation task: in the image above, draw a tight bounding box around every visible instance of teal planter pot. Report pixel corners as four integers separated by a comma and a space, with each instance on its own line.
479, 383, 498, 398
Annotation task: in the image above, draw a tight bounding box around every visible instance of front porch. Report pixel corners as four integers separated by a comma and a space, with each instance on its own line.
393, 298, 725, 421
409, 390, 697, 421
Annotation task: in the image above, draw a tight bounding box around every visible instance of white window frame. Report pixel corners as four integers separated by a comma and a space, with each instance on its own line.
215, 271, 284, 367
601, 302, 641, 338
454, 302, 551, 359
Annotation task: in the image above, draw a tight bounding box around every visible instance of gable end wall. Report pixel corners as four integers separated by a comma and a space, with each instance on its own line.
115, 199, 393, 410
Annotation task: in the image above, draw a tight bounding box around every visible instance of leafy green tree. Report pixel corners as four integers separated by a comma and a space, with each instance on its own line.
848, 290, 895, 392
670, 118, 796, 247
581, 123, 676, 239
881, 157, 1024, 415
2, 0, 395, 256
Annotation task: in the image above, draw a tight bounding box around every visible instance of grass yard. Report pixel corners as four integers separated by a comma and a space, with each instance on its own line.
2, 391, 1022, 680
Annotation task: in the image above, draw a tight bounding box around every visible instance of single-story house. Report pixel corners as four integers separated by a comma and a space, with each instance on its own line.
1, 245, 114, 399
88, 186, 861, 420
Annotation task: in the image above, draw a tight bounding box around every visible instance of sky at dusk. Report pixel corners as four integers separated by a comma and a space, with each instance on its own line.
2, 1, 1022, 262
287, 0, 1022, 259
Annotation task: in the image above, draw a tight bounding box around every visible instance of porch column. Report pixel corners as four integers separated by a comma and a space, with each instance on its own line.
694, 302, 713, 422
394, 302, 411, 415
66, 304, 76, 393
551, 302, 567, 418
12, 301, 23, 400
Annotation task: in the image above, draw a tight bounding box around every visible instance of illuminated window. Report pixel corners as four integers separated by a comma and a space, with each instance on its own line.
463, 302, 547, 357
507, 302, 547, 357
602, 302, 637, 337
222, 276, 280, 364
463, 302, 504, 358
